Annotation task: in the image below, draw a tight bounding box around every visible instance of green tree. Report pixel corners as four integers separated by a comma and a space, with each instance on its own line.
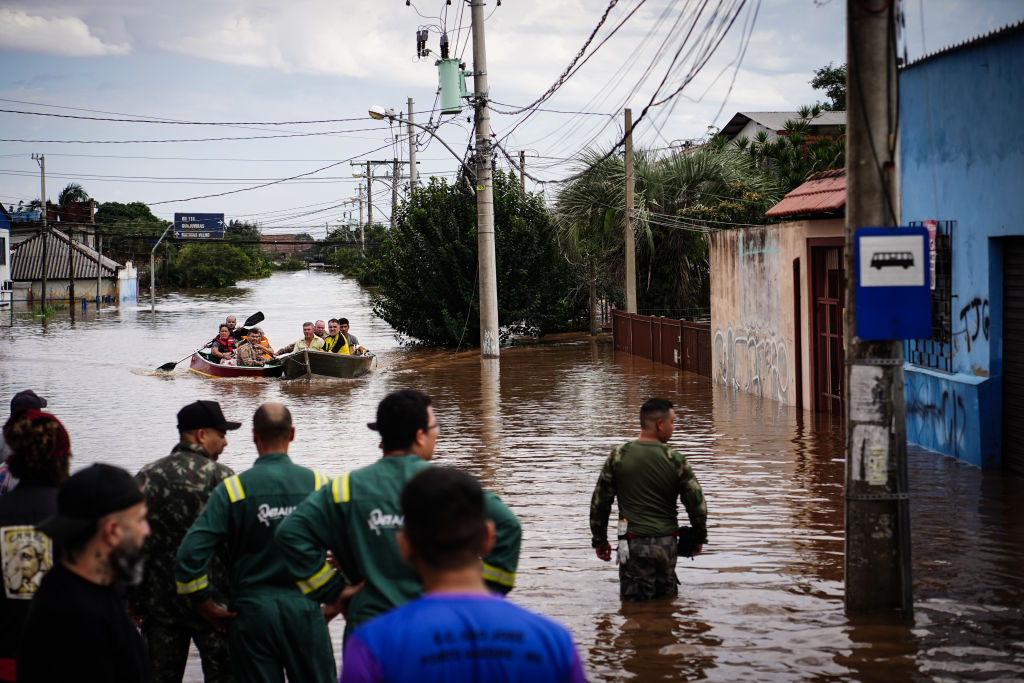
57, 183, 89, 208
811, 62, 847, 111
93, 201, 169, 264
165, 243, 262, 288
369, 171, 582, 346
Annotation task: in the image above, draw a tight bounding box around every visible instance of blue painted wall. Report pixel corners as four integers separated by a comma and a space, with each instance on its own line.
900, 26, 1024, 468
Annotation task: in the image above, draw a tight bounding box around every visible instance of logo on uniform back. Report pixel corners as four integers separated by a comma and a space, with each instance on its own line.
367, 508, 403, 535
257, 503, 295, 527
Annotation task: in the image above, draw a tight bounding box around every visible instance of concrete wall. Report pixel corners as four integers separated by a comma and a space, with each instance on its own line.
709, 219, 844, 407
900, 28, 1024, 468
26, 278, 119, 302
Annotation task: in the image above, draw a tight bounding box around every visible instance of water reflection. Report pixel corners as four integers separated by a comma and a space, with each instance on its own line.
2, 271, 1022, 681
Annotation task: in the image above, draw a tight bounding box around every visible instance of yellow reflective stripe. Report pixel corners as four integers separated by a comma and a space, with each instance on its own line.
223, 475, 245, 503
176, 575, 209, 595
332, 473, 351, 504
314, 471, 329, 490
296, 560, 334, 595
481, 562, 516, 588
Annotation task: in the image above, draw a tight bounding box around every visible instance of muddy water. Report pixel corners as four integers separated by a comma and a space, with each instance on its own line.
2, 270, 1022, 681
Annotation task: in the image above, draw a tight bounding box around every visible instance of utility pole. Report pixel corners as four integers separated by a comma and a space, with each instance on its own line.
844, 0, 911, 618
623, 109, 637, 313
96, 233, 102, 306
472, 0, 500, 357
31, 153, 47, 307
407, 98, 417, 190
392, 158, 399, 229
519, 150, 526, 191
68, 228, 75, 321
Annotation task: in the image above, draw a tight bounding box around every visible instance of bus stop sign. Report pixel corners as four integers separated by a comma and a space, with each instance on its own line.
855, 226, 931, 340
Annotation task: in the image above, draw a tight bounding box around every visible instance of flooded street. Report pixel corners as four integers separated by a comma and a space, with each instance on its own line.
2, 269, 1022, 681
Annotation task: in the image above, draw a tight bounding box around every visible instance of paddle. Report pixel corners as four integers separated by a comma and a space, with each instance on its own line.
156, 312, 265, 372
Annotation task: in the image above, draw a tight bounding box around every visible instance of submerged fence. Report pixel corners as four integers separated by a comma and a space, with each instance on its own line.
612, 311, 711, 377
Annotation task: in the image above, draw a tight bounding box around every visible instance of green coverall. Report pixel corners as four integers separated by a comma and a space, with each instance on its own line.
176, 453, 335, 683
275, 454, 522, 641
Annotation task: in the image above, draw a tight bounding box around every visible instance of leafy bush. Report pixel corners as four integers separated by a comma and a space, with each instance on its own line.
165, 243, 270, 288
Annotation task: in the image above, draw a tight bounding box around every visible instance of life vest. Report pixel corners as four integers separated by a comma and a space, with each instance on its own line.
211, 336, 235, 354
324, 333, 350, 355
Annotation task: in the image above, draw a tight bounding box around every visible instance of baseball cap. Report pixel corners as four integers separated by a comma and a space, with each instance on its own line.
177, 400, 242, 432
11, 390, 47, 414
37, 463, 144, 541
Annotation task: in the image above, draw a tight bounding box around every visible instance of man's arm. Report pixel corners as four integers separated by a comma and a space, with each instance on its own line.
175, 482, 233, 603
481, 492, 521, 594
276, 342, 296, 355
589, 450, 618, 561
676, 453, 707, 545
274, 484, 349, 605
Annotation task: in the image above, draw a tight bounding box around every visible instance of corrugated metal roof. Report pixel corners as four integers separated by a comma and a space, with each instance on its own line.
765, 169, 846, 218
903, 19, 1024, 69
10, 228, 121, 280
719, 111, 846, 139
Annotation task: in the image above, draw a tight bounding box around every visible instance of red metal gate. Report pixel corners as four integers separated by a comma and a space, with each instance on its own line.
612, 311, 710, 377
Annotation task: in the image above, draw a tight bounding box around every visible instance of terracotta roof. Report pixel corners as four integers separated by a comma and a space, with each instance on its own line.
765, 169, 845, 218
11, 228, 121, 280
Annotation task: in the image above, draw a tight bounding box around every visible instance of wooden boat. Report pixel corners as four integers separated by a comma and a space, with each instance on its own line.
280, 349, 376, 379
189, 351, 285, 378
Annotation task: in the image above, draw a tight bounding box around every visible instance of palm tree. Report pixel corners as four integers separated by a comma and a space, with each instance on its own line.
57, 183, 89, 209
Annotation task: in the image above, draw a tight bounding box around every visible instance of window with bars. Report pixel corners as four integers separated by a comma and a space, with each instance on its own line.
905, 220, 954, 372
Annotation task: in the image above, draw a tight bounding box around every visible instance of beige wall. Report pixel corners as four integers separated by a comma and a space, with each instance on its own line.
709, 218, 844, 408
25, 278, 119, 302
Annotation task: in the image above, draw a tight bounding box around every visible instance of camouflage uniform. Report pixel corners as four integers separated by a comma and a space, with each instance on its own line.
235, 340, 265, 367
590, 440, 707, 601
135, 442, 235, 683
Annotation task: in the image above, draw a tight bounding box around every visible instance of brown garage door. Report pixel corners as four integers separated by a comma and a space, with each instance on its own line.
1003, 239, 1024, 476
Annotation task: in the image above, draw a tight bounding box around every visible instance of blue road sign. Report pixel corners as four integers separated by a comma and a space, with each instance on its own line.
174, 213, 225, 239
855, 226, 931, 340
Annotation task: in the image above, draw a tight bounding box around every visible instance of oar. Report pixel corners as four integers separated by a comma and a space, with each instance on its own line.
156, 311, 265, 372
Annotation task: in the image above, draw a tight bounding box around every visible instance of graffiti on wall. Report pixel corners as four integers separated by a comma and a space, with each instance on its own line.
713, 327, 790, 403
906, 378, 968, 459
954, 296, 990, 353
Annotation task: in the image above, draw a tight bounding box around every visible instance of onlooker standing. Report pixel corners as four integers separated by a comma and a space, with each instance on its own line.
19, 464, 151, 683
0, 409, 71, 682
176, 403, 335, 683
0, 390, 49, 495
134, 401, 240, 683
276, 389, 522, 644
341, 466, 585, 683
590, 397, 707, 601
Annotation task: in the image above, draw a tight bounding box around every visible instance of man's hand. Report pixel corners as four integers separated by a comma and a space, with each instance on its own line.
197, 598, 237, 633
322, 580, 365, 623
595, 542, 612, 562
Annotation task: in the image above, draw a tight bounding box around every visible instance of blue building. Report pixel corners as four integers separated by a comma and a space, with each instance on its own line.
900, 21, 1024, 475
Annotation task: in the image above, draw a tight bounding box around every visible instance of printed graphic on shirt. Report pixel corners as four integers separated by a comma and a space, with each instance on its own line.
257, 503, 295, 527
366, 508, 403, 535
2, 525, 52, 599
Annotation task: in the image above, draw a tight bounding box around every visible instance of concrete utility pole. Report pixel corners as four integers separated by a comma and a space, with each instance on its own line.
471, 0, 500, 357
68, 228, 75, 321
31, 153, 47, 307
392, 158, 399, 229
407, 98, 417, 189
844, 0, 912, 618
623, 109, 637, 313
96, 233, 102, 306
519, 150, 526, 191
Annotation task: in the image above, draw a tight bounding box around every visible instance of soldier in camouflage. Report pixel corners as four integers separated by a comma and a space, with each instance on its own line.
134, 400, 241, 683
590, 397, 707, 601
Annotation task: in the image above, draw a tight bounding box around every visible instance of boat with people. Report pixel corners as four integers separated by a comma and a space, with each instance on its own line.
188, 351, 285, 379
280, 348, 376, 379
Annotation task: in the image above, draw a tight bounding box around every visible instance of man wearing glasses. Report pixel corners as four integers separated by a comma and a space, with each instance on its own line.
276, 389, 522, 647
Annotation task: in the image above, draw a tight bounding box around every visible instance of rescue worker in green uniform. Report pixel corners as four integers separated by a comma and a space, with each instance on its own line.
590, 397, 707, 601
175, 403, 336, 683
275, 389, 522, 646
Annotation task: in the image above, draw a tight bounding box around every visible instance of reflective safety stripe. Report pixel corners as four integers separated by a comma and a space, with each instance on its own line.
296, 560, 334, 595
176, 575, 209, 595
314, 471, 329, 490
223, 475, 245, 503
481, 562, 516, 588
332, 473, 351, 504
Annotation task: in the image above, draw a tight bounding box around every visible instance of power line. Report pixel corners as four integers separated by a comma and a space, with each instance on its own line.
0, 126, 392, 144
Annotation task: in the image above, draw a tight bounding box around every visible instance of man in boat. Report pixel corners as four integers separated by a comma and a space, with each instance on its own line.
225, 315, 244, 341
20, 464, 151, 683
276, 322, 325, 355
208, 325, 235, 363
589, 397, 707, 602
339, 467, 585, 683
313, 320, 327, 339
275, 389, 522, 648
237, 328, 275, 367
321, 319, 349, 355
133, 401, 239, 683
337, 318, 360, 350
175, 403, 336, 683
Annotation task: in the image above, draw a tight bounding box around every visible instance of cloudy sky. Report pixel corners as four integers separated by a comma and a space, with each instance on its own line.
0, 0, 1020, 233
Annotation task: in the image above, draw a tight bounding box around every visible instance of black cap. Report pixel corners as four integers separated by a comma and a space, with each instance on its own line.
11, 390, 47, 414
38, 464, 145, 541
177, 400, 242, 432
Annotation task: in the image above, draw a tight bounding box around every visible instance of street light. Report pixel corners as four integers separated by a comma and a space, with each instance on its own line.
367, 105, 476, 186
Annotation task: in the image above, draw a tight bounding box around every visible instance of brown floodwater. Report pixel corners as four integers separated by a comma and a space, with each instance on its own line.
2, 269, 1022, 681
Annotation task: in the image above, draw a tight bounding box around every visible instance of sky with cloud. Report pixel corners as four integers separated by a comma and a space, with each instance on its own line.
0, 0, 1020, 232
